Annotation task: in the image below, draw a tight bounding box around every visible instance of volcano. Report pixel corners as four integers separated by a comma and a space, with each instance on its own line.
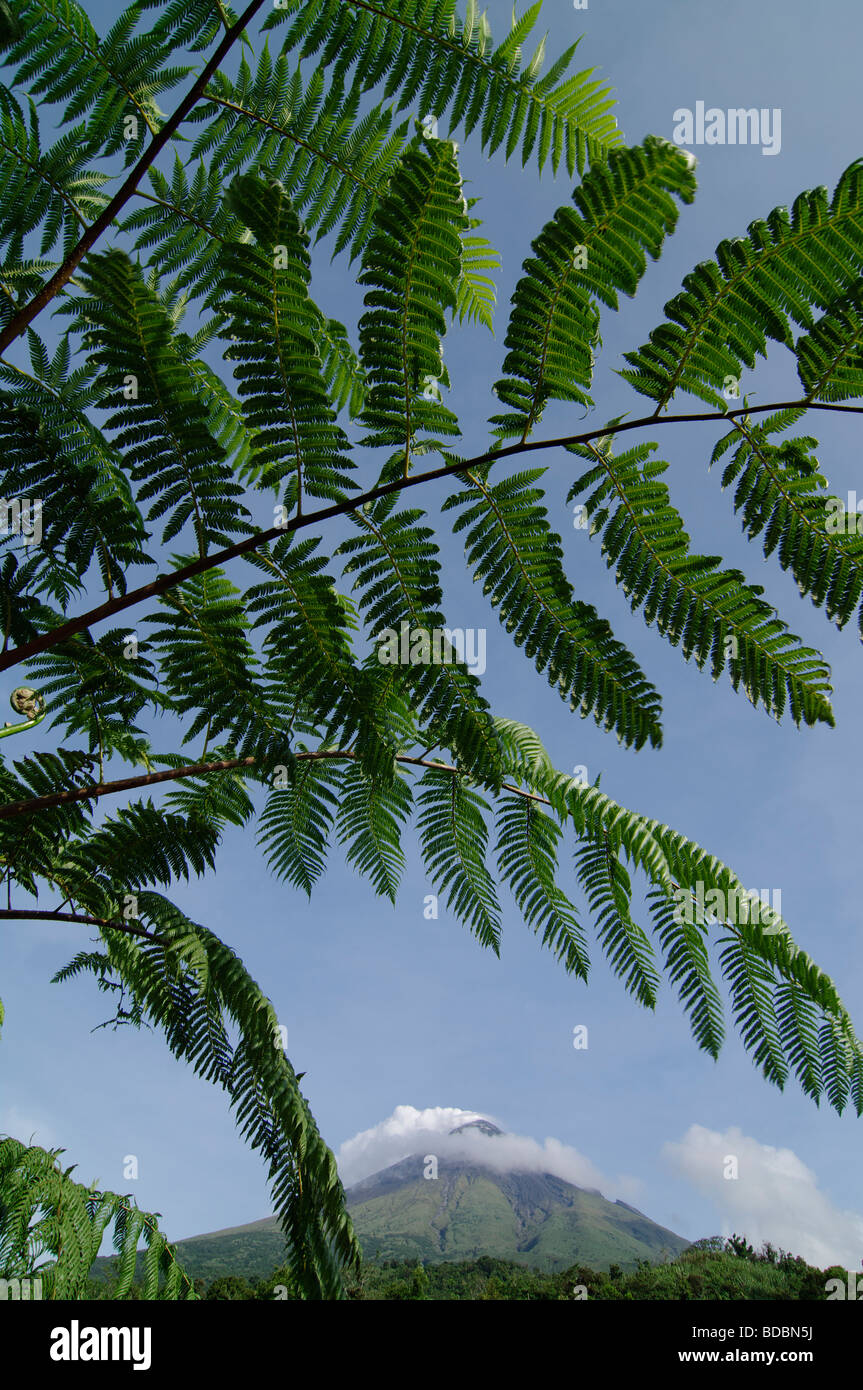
345, 1121, 688, 1271
122, 1117, 689, 1280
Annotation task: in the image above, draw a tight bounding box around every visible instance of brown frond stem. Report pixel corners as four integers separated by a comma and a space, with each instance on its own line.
0, 749, 546, 822
0, 908, 163, 941
0, 0, 268, 356
0, 396, 859, 678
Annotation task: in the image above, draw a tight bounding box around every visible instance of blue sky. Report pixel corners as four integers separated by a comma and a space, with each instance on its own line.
3, 0, 863, 1267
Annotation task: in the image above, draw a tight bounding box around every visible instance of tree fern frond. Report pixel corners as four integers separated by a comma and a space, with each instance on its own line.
163, 758, 256, 829
218, 172, 356, 507
621, 158, 863, 410
22, 626, 160, 763
58, 800, 221, 904
797, 285, 863, 402
142, 565, 262, 748
648, 886, 724, 1058
0, 554, 61, 653
775, 980, 822, 1105
0, 335, 153, 598
312, 312, 366, 418
143, 0, 236, 54
357, 138, 466, 469
174, 342, 254, 481
533, 762, 674, 894
0, 748, 97, 891
416, 766, 500, 951
492, 714, 555, 783
69, 252, 251, 555
566, 437, 835, 727
188, 56, 411, 260
87, 896, 361, 1294
492, 135, 695, 440
574, 827, 659, 1008
334, 758, 411, 902
244, 534, 397, 773
0, 1137, 196, 1298
5, 0, 193, 158
3, 0, 863, 1293
264, 0, 621, 176
718, 926, 788, 1090
455, 229, 499, 331
258, 757, 341, 895
529, 763, 855, 1090
0, 253, 58, 333
337, 501, 504, 781
0, 86, 108, 258
711, 410, 863, 635
818, 1013, 854, 1114
121, 154, 242, 298
445, 466, 664, 748
496, 791, 589, 977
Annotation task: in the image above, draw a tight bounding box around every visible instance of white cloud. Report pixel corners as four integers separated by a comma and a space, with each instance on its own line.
337, 1103, 640, 1201
337, 1105, 484, 1186
663, 1124, 863, 1269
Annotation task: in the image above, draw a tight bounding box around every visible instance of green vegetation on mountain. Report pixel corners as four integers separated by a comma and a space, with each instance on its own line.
345, 1241, 846, 1301
86, 1238, 845, 1301
346, 1156, 688, 1271
89, 1149, 689, 1284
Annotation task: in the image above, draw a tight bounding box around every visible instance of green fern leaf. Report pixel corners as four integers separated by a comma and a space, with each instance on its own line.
567, 437, 835, 727
492, 136, 696, 440
648, 887, 724, 1059
334, 759, 411, 902
218, 172, 356, 507
718, 926, 788, 1090
264, 0, 621, 176
417, 767, 500, 951
337, 500, 504, 780
258, 758, 341, 895
621, 159, 863, 410
0, 1137, 196, 1299
455, 230, 500, 331
69, 252, 251, 555
796, 285, 863, 402
712, 410, 863, 635
575, 827, 659, 1008
357, 138, 466, 469
445, 465, 664, 748
496, 792, 588, 977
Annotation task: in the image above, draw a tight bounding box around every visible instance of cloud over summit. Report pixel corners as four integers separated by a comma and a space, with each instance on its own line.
336, 1104, 636, 1198
337, 1109, 863, 1268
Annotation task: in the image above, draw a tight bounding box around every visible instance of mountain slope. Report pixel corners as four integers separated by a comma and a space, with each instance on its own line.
89, 1119, 689, 1282
346, 1152, 688, 1271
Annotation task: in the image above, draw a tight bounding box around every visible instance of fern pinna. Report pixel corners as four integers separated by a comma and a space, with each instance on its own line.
0, 1132, 197, 1299
0, 0, 862, 1300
